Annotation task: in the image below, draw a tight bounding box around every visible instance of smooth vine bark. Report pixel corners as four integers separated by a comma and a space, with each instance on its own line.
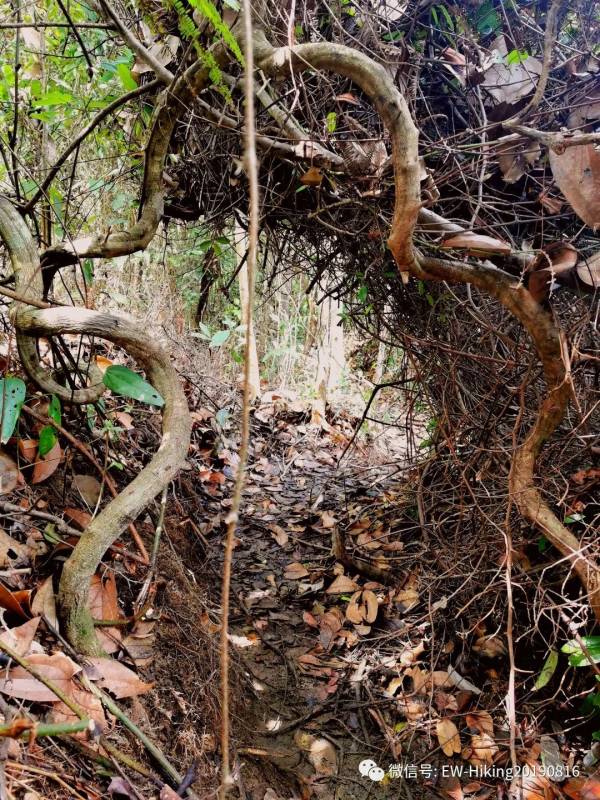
245, 29, 600, 619
0, 197, 191, 653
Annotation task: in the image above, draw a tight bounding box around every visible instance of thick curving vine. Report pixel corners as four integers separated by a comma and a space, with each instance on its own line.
0, 196, 191, 654
250, 31, 600, 620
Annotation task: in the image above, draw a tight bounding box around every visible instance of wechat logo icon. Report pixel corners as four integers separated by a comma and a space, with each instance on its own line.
358, 759, 385, 782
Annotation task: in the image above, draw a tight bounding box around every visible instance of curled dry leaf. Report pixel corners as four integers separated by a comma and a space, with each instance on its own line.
74, 474, 102, 507
549, 144, 600, 230
64, 507, 92, 530
466, 710, 494, 736
481, 36, 542, 112
468, 733, 498, 767
32, 442, 62, 484
0, 450, 18, 495
473, 635, 507, 658
0, 528, 30, 569
18, 439, 38, 463
437, 718, 461, 757
308, 737, 338, 776
441, 231, 511, 256
0, 582, 30, 620
576, 251, 600, 289
509, 769, 553, 800
345, 589, 378, 624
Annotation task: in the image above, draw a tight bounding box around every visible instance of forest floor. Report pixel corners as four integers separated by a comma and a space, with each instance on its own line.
0, 370, 597, 800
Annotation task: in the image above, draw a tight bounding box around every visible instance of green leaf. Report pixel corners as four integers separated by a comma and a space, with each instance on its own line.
37, 89, 72, 107
326, 111, 337, 134
533, 650, 558, 690
538, 535, 549, 553
116, 63, 137, 91
82, 259, 94, 286
562, 637, 600, 667
209, 329, 231, 348
102, 366, 164, 407
475, 1, 500, 35
0, 378, 26, 444
38, 426, 57, 457
506, 49, 529, 65
48, 395, 61, 426
43, 523, 62, 545
564, 513, 584, 524
215, 408, 229, 426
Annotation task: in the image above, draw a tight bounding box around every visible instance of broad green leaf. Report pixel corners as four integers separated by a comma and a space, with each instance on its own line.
326, 111, 337, 134
533, 650, 558, 690
475, 1, 500, 34
82, 259, 94, 286
506, 49, 529, 65
209, 329, 231, 348
562, 637, 600, 667
0, 378, 26, 444
38, 426, 57, 457
116, 63, 137, 91
48, 395, 61, 426
38, 89, 72, 107
102, 366, 164, 407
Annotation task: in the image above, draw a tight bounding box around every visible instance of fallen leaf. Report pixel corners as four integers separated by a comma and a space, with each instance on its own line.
447, 665, 482, 695
466, 710, 494, 736
496, 135, 541, 183
95, 356, 114, 373
509, 770, 554, 800
0, 451, 18, 494
473, 635, 507, 658
74, 474, 102, 507
269, 524, 288, 547
64, 507, 92, 530
160, 786, 180, 800
468, 733, 498, 767
300, 166, 323, 187
88, 657, 153, 698
18, 439, 38, 463
31, 575, 58, 630
50, 684, 106, 732
326, 574, 358, 594
108, 777, 136, 798
112, 411, 134, 430
577, 251, 600, 289
550, 143, 600, 229
563, 776, 600, 800
0, 582, 29, 620
88, 573, 122, 654
0, 617, 40, 656
0, 652, 81, 702
32, 442, 62, 484
308, 737, 337, 775
0, 529, 30, 569
284, 562, 309, 580
320, 510, 336, 528
481, 36, 542, 112
437, 718, 461, 757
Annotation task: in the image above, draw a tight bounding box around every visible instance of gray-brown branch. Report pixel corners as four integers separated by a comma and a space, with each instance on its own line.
0, 197, 191, 653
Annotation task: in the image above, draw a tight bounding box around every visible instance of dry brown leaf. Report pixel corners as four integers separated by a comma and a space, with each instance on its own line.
74, 474, 102, 507
88, 657, 153, 698
284, 562, 309, 580
318, 608, 344, 649
468, 733, 498, 767
320, 510, 336, 528
0, 652, 81, 702
442, 776, 464, 800
88, 573, 122, 654
112, 411, 134, 430
549, 143, 600, 229
437, 718, 461, 757
441, 231, 511, 256
577, 251, 600, 288
300, 167, 323, 187
0, 617, 40, 656
18, 439, 38, 463
326, 574, 358, 594
435, 691, 458, 713
308, 737, 337, 775
407, 665, 429, 694
95, 355, 113, 373
473, 635, 507, 658
32, 442, 62, 484
64, 507, 92, 530
0, 582, 29, 620
363, 590, 378, 623
496, 135, 541, 183
0, 451, 18, 494
31, 575, 58, 630
466, 710, 494, 736
50, 684, 106, 733
269, 524, 288, 547
509, 770, 554, 800
159, 786, 180, 800
131, 35, 179, 77
397, 696, 426, 721
385, 676, 404, 696
481, 36, 542, 110
0, 529, 29, 569
563, 776, 600, 800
